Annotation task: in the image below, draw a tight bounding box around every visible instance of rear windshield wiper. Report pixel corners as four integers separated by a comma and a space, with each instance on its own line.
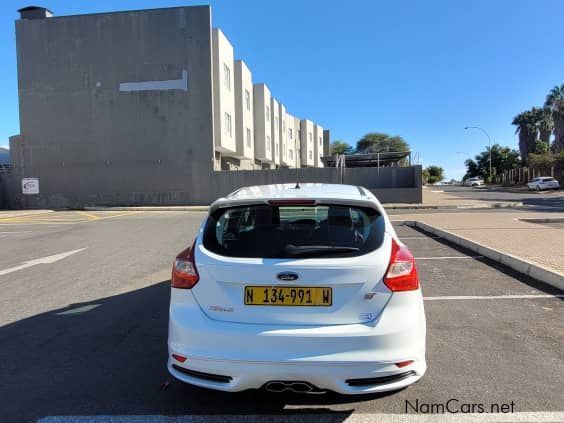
284, 244, 360, 256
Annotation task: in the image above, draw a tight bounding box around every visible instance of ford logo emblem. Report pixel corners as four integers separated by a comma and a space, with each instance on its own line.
277, 272, 299, 281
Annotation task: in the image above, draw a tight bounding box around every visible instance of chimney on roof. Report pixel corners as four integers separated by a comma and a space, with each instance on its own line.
18, 6, 53, 20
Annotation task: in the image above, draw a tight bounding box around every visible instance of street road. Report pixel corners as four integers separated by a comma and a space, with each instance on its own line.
439, 186, 564, 211
0, 211, 562, 422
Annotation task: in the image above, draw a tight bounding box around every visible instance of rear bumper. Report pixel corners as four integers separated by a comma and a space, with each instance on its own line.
167, 289, 426, 394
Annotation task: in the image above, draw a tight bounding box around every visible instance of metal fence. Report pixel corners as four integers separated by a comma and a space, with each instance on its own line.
494, 166, 564, 185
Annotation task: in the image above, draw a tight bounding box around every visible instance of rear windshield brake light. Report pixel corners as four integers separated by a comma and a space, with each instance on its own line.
268, 199, 316, 206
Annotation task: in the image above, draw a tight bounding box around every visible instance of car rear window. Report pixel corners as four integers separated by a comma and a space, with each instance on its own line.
203, 204, 385, 258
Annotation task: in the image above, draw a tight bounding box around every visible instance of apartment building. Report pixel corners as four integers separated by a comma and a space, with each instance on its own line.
234, 60, 254, 165
314, 124, 324, 167
270, 98, 281, 167
300, 120, 315, 167
10, 5, 330, 208
253, 83, 273, 167
212, 28, 236, 169
284, 112, 297, 168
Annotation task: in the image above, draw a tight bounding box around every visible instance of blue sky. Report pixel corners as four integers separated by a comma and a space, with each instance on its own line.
1, 0, 563, 179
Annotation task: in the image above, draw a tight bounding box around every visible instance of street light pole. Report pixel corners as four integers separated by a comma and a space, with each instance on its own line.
464, 126, 492, 182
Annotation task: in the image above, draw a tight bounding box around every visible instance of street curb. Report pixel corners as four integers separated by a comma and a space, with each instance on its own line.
517, 217, 564, 224
83, 206, 210, 212
400, 221, 564, 291
384, 202, 523, 210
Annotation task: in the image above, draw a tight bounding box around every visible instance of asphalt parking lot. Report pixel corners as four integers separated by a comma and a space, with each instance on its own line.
0, 211, 562, 423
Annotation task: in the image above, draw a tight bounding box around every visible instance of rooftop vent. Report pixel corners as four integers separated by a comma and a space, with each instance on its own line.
18, 6, 53, 20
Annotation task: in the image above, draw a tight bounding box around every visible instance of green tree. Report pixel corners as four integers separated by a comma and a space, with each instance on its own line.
544, 84, 564, 152
534, 139, 549, 154
330, 140, 353, 155
532, 106, 553, 145
512, 110, 537, 162
424, 165, 444, 184
463, 144, 521, 181
463, 159, 480, 180
528, 153, 556, 171
355, 133, 410, 154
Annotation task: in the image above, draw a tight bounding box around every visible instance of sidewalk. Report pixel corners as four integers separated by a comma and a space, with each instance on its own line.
393, 210, 564, 277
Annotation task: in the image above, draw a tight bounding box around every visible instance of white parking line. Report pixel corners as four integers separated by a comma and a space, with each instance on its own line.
0, 248, 86, 277
425, 294, 564, 301
36, 412, 564, 422
416, 256, 484, 260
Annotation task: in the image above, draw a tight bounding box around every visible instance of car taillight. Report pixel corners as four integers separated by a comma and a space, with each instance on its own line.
383, 238, 419, 292
171, 240, 199, 289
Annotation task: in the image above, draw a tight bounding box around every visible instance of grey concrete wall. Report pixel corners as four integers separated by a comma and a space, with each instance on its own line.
207, 165, 422, 204
13, 6, 215, 209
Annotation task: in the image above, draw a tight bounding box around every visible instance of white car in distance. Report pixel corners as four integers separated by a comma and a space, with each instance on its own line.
527, 177, 560, 191
168, 183, 426, 395
464, 177, 484, 187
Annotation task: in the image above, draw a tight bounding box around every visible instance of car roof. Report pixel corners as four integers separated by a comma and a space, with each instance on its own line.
226, 183, 368, 201
210, 183, 380, 213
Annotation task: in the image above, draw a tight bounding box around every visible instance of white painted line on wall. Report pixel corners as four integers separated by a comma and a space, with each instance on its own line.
425, 294, 564, 301
416, 256, 484, 260
119, 70, 188, 92
36, 411, 564, 423
0, 248, 86, 277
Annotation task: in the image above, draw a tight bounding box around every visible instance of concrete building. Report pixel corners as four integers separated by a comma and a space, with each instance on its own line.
252, 83, 272, 168
270, 98, 280, 167
6, 5, 422, 208
283, 110, 297, 168
314, 124, 324, 167
234, 60, 254, 167
300, 119, 315, 167
212, 28, 236, 170
294, 116, 302, 167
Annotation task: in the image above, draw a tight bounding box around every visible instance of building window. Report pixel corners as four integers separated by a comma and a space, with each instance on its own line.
319, 136, 322, 146
289, 128, 293, 139
275, 143, 279, 156
266, 106, 270, 121
289, 149, 293, 160
224, 112, 232, 137
267, 136, 271, 151
223, 64, 231, 91
246, 128, 252, 148
308, 150, 312, 160
275, 116, 279, 131
245, 90, 250, 111
308, 132, 312, 142
283, 121, 286, 133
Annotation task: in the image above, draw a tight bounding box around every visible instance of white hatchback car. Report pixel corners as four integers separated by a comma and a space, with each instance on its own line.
168, 183, 426, 395
527, 177, 560, 191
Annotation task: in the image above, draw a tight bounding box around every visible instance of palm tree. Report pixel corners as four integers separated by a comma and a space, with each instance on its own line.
512, 110, 537, 161
544, 84, 564, 152
531, 106, 553, 145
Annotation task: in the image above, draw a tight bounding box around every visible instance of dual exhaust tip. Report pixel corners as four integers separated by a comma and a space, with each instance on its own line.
264, 381, 325, 394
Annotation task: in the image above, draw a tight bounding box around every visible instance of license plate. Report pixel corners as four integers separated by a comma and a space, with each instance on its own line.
244, 286, 332, 306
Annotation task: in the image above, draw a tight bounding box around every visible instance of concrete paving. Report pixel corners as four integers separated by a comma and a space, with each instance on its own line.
0, 213, 562, 422
391, 211, 564, 276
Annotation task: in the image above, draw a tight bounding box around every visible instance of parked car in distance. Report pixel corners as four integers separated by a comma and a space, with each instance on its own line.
168, 183, 427, 395
464, 177, 484, 187
527, 177, 560, 191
